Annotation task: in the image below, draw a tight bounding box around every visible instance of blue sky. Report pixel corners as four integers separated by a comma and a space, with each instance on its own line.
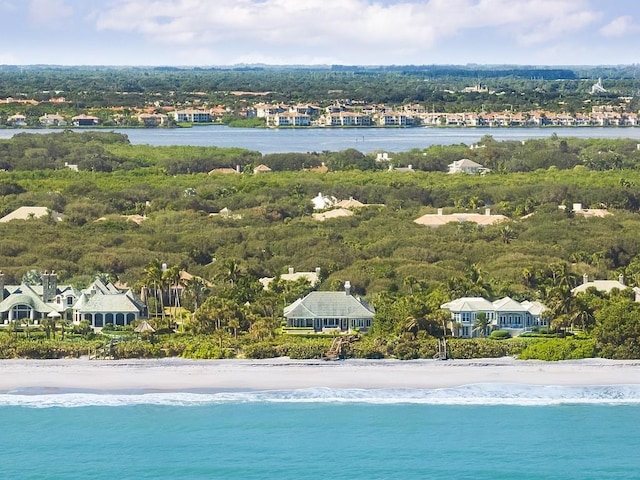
1, 0, 639, 66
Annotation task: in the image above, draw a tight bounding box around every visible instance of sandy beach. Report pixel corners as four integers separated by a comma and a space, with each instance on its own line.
2, 357, 640, 392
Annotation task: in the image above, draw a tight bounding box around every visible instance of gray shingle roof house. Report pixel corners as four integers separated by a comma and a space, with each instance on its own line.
73, 278, 146, 328
0, 271, 145, 329
284, 282, 375, 333
0, 271, 79, 325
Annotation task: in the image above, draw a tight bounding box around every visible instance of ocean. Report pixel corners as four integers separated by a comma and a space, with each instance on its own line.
2, 385, 640, 479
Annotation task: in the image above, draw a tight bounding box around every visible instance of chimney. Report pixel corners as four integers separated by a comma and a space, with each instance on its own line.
408, 164, 413, 170
42, 271, 58, 303
288, 267, 294, 275
344, 281, 351, 296
437, 208, 443, 216
485, 208, 491, 216
315, 267, 321, 274
583, 273, 589, 285
619, 274, 625, 286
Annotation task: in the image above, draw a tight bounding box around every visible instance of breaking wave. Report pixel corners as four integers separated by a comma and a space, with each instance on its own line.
3, 384, 640, 408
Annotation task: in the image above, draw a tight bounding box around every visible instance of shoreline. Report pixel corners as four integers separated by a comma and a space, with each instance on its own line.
2, 357, 640, 393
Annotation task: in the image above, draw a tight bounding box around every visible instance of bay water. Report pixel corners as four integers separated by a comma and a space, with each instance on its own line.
3, 125, 640, 153
2, 385, 640, 479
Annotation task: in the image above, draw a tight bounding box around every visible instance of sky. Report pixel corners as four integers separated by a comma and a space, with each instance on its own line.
0, 0, 639, 66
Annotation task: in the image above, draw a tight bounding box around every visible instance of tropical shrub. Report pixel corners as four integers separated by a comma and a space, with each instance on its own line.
243, 342, 279, 359
517, 338, 596, 361
489, 330, 511, 340
113, 340, 161, 359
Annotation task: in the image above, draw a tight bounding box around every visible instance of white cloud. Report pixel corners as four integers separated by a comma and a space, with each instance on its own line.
90, 0, 602, 64
600, 15, 638, 38
28, 0, 73, 26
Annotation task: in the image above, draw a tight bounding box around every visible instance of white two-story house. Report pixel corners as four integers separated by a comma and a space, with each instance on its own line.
440, 296, 547, 338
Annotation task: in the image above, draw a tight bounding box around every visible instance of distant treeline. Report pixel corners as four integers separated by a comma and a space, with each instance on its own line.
330, 65, 579, 80
0, 65, 638, 111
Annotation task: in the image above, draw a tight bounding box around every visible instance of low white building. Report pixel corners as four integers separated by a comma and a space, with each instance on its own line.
311, 192, 337, 210
572, 274, 640, 301
259, 267, 322, 290
414, 208, 507, 227
448, 159, 489, 175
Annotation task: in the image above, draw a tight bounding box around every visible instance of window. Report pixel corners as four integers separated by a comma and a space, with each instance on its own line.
11, 304, 31, 320
352, 318, 371, 328
323, 318, 339, 328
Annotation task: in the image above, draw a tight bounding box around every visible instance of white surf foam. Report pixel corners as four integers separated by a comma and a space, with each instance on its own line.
3, 384, 640, 408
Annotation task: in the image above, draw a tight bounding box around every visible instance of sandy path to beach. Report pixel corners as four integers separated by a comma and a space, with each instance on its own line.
2, 357, 640, 392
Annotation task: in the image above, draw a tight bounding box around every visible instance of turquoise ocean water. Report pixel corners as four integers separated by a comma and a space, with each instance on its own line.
2, 386, 640, 479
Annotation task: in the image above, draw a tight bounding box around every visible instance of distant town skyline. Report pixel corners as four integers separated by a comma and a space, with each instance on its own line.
1, 0, 639, 67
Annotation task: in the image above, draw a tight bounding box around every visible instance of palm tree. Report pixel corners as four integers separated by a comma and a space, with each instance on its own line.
24, 318, 32, 339
222, 259, 241, 288
402, 314, 425, 338
569, 295, 595, 332
10, 319, 19, 339
249, 318, 274, 341
473, 312, 491, 338
403, 275, 418, 295
56, 317, 66, 340
499, 224, 517, 244
144, 260, 165, 320
21, 269, 43, 286
521, 267, 535, 288
163, 265, 181, 325
182, 276, 209, 313
228, 318, 241, 339
190, 297, 238, 335
548, 262, 573, 290
41, 317, 53, 340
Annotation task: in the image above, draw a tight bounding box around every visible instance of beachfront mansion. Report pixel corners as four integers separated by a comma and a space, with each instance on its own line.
440, 296, 547, 338
0, 271, 146, 328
